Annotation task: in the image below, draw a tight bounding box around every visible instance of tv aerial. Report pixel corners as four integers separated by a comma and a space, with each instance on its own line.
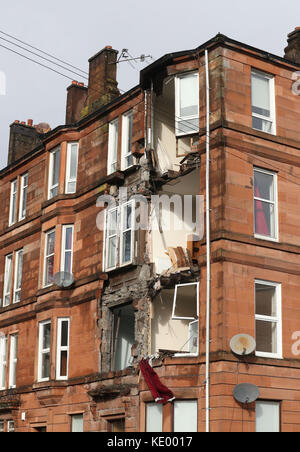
53, 271, 75, 289
230, 334, 256, 356
116, 49, 153, 65
233, 383, 260, 404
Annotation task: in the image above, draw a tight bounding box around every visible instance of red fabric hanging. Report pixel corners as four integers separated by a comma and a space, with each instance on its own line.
139, 358, 175, 404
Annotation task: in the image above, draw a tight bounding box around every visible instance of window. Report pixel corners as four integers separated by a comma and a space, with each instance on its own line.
251, 70, 276, 134
104, 200, 135, 271
254, 168, 278, 241
112, 305, 135, 371
44, 229, 55, 287
120, 202, 135, 266
255, 280, 282, 359
121, 110, 134, 170
108, 418, 125, 433
108, 119, 119, 175
8, 335, 18, 389
19, 173, 28, 221
71, 414, 83, 433
256, 401, 280, 432
48, 147, 60, 199
175, 72, 199, 136
0, 421, 4, 432
105, 208, 118, 270
61, 225, 74, 274
13, 250, 23, 303
65, 142, 79, 194
9, 180, 17, 227
151, 284, 200, 358
3, 254, 13, 307
174, 400, 198, 432
7, 421, 14, 433
38, 321, 51, 381
0, 335, 7, 390
146, 403, 163, 433
56, 318, 69, 380
172, 283, 199, 356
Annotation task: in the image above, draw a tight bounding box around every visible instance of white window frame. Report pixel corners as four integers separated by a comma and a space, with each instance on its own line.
107, 118, 119, 175
65, 142, 79, 194
38, 320, 51, 382
13, 249, 23, 304
251, 69, 276, 135
173, 400, 198, 432
0, 335, 8, 390
61, 225, 74, 274
7, 421, 14, 432
254, 167, 278, 242
104, 200, 136, 271
56, 318, 70, 380
104, 207, 119, 271
48, 147, 60, 200
121, 110, 134, 171
120, 201, 135, 267
8, 334, 18, 389
175, 71, 199, 137
171, 282, 200, 358
0, 420, 4, 432
19, 173, 28, 221
9, 180, 18, 227
43, 229, 55, 288
3, 254, 13, 307
255, 280, 282, 360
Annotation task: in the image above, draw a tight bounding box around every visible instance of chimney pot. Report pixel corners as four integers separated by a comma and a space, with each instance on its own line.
27, 119, 33, 127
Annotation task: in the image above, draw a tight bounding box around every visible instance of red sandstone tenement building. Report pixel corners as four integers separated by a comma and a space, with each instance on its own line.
1, 28, 300, 432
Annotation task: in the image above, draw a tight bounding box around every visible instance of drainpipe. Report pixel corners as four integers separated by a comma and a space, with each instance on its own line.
205, 48, 211, 433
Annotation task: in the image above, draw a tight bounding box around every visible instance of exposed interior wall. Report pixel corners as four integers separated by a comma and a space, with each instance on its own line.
150, 168, 201, 274
151, 289, 192, 354
153, 78, 193, 173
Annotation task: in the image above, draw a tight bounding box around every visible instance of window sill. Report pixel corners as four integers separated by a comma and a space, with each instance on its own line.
255, 352, 283, 360
254, 234, 279, 243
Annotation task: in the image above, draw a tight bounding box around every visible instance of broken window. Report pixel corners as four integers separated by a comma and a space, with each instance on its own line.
151, 282, 199, 357
112, 304, 135, 371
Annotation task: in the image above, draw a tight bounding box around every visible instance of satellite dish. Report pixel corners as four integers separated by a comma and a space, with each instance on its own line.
233, 383, 260, 404
53, 272, 75, 288
230, 334, 256, 356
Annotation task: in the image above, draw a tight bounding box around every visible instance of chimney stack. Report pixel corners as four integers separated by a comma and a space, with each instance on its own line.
8, 121, 44, 165
65, 81, 88, 124
284, 27, 300, 64
85, 46, 120, 115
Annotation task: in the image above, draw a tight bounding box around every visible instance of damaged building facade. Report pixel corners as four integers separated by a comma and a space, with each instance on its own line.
2, 29, 300, 431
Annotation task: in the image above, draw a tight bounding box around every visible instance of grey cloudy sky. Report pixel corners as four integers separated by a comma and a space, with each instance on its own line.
0, 0, 298, 170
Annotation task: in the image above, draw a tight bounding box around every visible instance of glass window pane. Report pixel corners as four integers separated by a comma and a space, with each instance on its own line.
254, 171, 274, 201
254, 200, 274, 237
256, 401, 280, 432
43, 323, 51, 350
122, 230, 132, 263
256, 320, 277, 354
52, 150, 60, 186
174, 400, 198, 432
108, 237, 117, 268
60, 351, 68, 377
256, 284, 277, 317
71, 415, 83, 433
111, 419, 125, 432
61, 321, 69, 347
252, 73, 270, 117
70, 145, 78, 180
45, 256, 54, 285
65, 227, 73, 251
180, 75, 198, 117
173, 284, 198, 319
42, 352, 50, 379
47, 231, 55, 255
108, 210, 118, 236
146, 403, 163, 433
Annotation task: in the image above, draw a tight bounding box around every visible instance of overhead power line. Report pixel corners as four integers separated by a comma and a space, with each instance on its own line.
0, 29, 88, 75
